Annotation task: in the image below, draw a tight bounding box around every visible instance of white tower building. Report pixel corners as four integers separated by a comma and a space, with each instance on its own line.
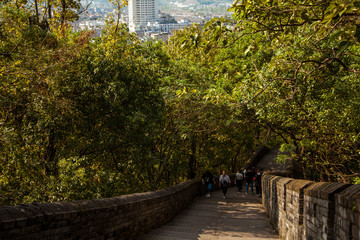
128, 0, 159, 32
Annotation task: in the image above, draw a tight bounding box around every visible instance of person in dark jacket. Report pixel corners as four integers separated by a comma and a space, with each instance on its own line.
245, 168, 255, 194
255, 169, 263, 197
202, 170, 216, 198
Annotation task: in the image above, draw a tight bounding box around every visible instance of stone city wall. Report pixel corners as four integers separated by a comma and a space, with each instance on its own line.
0, 174, 234, 240
0, 178, 211, 240
262, 174, 359, 240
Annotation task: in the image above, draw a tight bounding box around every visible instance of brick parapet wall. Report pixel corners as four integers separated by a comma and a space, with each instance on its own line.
0, 179, 215, 240
304, 182, 350, 240
335, 184, 360, 240
276, 177, 293, 237
262, 174, 360, 240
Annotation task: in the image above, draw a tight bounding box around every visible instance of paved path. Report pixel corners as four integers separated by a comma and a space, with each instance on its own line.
255, 148, 289, 172
138, 187, 279, 240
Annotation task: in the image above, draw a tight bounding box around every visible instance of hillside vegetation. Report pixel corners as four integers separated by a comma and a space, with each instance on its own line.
1, 0, 359, 205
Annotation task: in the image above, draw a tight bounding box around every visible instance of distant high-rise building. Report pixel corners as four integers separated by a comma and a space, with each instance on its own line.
128, 0, 159, 32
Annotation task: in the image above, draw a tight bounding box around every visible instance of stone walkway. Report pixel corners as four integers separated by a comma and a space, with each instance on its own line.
138, 187, 279, 240
254, 148, 289, 172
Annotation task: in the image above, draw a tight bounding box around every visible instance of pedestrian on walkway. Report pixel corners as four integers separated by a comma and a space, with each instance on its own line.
235, 169, 243, 192
219, 170, 231, 199
245, 168, 255, 194
202, 170, 216, 198
255, 168, 263, 197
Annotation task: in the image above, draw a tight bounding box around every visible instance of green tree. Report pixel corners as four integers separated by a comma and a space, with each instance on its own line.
0, 2, 166, 204
229, 0, 360, 182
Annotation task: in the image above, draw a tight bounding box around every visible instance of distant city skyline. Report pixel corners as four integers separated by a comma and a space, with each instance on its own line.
75, 0, 232, 39
86, 0, 233, 8
128, 0, 159, 32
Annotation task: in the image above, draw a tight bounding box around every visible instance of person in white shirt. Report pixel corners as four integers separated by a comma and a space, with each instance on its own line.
219, 170, 231, 199
235, 169, 244, 192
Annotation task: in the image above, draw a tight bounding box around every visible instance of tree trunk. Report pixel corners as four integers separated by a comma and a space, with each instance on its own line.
34, 0, 39, 24
231, 148, 240, 173
44, 129, 57, 176
60, 0, 67, 32
48, 0, 52, 19
188, 135, 196, 179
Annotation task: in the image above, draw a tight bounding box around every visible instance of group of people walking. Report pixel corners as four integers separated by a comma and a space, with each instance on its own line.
237, 167, 264, 197
202, 170, 231, 199
202, 167, 264, 199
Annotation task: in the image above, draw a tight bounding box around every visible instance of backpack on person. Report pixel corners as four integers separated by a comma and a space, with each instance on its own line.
204, 176, 210, 184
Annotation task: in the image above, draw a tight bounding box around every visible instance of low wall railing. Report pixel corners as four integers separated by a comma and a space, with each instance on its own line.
0, 179, 204, 240
0, 174, 235, 240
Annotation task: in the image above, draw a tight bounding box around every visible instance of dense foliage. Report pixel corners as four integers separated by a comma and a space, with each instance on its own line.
230, 0, 360, 182
1, 0, 359, 205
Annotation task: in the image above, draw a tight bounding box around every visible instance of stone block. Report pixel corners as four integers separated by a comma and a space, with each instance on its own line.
335, 184, 360, 209
277, 178, 294, 212
17, 232, 40, 240
36, 201, 80, 223
4, 206, 28, 228
354, 212, 360, 227
335, 225, 348, 240
334, 185, 360, 240
304, 182, 350, 201
352, 225, 360, 240
286, 180, 314, 192
16, 203, 45, 224
0, 207, 16, 230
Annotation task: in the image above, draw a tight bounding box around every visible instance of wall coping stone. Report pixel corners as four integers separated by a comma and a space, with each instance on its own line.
266, 171, 292, 177
304, 182, 351, 201
335, 184, 360, 212
269, 176, 283, 184
263, 174, 279, 184
276, 177, 294, 186
286, 179, 314, 191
